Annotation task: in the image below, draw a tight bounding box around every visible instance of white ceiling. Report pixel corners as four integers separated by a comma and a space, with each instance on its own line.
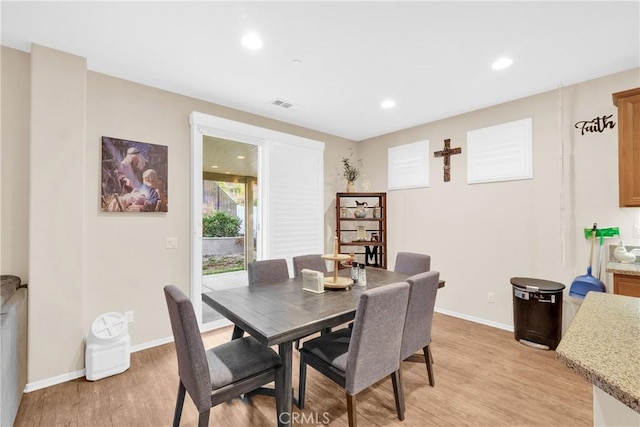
2, 1, 639, 141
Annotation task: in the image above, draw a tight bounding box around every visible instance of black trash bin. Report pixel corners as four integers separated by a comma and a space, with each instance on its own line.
510, 277, 565, 350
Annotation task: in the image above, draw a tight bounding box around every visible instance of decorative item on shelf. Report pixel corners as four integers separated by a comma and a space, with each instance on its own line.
366, 233, 380, 267
342, 150, 362, 193
340, 207, 351, 218
373, 206, 381, 218
354, 201, 368, 218
356, 225, 366, 241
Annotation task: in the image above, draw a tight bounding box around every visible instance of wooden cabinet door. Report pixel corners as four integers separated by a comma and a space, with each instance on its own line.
613, 88, 640, 207
613, 274, 640, 298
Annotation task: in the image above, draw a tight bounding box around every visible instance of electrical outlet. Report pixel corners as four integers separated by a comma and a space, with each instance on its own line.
487, 292, 495, 303
125, 311, 134, 322
634, 225, 640, 238
166, 237, 178, 249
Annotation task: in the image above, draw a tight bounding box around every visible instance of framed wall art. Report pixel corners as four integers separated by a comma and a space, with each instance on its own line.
101, 136, 168, 212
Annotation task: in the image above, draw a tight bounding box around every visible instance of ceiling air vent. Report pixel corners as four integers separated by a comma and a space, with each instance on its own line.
271, 99, 294, 109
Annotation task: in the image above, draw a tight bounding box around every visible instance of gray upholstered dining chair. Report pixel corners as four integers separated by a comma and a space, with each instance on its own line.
231, 259, 291, 340
164, 285, 283, 427
400, 270, 440, 387
248, 258, 290, 285
394, 252, 431, 276
298, 282, 411, 427
292, 254, 328, 278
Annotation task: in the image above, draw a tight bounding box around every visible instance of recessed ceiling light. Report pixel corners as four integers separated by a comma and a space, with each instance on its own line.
211, 165, 218, 169
241, 33, 263, 50
291, 59, 302, 65
492, 57, 513, 70
237, 155, 245, 160
381, 99, 396, 109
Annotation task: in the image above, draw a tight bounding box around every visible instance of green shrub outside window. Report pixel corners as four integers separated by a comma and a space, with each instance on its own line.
203, 211, 242, 237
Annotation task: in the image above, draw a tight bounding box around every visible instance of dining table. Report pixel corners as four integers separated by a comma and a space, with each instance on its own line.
202, 267, 444, 427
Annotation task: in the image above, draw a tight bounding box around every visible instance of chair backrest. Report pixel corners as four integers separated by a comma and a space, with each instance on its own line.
247, 259, 289, 286
247, 259, 289, 285
292, 254, 328, 278
345, 282, 410, 395
163, 285, 212, 412
400, 271, 440, 361
394, 252, 431, 276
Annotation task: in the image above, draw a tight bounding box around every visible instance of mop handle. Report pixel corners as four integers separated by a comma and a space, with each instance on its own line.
589, 224, 597, 268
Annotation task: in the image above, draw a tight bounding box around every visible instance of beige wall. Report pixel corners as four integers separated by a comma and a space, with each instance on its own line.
1, 47, 30, 279
29, 45, 87, 381
1, 45, 355, 385
358, 68, 640, 328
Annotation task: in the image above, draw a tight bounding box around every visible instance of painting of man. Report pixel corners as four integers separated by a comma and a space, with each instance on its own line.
101, 136, 168, 212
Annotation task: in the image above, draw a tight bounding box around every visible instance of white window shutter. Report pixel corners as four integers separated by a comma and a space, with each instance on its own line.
262, 140, 324, 275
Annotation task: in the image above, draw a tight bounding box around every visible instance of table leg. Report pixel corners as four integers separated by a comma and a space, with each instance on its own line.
277, 341, 293, 427
231, 325, 244, 340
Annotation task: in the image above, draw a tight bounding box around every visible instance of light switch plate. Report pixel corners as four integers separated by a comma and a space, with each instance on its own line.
166, 237, 178, 249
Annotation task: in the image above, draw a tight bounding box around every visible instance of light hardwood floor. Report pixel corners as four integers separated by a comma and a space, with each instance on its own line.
15, 313, 592, 426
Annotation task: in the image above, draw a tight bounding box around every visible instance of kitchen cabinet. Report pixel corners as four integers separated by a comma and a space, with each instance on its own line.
335, 192, 386, 268
613, 273, 640, 298
612, 87, 640, 207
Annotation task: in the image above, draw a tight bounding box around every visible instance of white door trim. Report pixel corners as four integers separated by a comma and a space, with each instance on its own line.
189, 111, 324, 329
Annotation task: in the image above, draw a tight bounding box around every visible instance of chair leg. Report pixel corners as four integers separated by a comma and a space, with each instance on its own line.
172, 381, 186, 427
346, 393, 357, 427
391, 369, 406, 421
197, 410, 210, 427
298, 353, 307, 409
424, 345, 435, 387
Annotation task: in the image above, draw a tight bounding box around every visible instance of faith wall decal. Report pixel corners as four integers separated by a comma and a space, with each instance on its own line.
574, 114, 616, 136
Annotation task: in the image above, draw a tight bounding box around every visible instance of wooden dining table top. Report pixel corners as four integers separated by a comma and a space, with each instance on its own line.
202, 268, 443, 346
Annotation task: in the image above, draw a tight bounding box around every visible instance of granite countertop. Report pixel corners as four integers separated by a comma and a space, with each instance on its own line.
556, 292, 640, 413
606, 262, 640, 276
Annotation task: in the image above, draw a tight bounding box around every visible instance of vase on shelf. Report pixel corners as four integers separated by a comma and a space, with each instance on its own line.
346, 180, 356, 192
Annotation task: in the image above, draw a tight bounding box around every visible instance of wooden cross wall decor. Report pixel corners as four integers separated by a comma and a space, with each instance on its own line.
434, 138, 462, 182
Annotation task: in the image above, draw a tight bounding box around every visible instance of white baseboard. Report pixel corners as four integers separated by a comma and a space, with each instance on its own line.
129, 335, 174, 353
435, 306, 514, 332
201, 318, 232, 333
24, 369, 86, 393
24, 321, 233, 393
